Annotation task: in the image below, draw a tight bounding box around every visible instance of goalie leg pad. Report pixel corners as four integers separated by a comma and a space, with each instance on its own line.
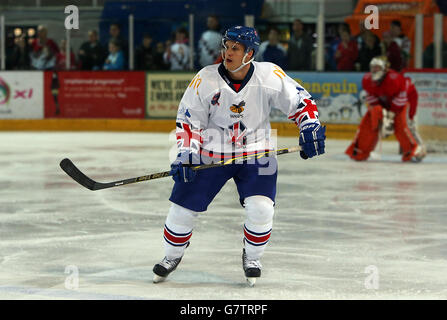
243, 196, 274, 260
393, 104, 420, 162
345, 105, 382, 161
406, 80, 418, 120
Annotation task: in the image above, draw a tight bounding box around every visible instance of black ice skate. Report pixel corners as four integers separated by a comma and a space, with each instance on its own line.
153, 256, 182, 283
242, 249, 262, 287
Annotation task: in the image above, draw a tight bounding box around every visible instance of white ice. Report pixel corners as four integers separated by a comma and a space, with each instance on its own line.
1, 132, 447, 300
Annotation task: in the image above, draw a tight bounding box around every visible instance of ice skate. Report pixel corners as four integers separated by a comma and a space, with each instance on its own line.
242, 249, 261, 287
410, 145, 426, 163
152, 256, 182, 283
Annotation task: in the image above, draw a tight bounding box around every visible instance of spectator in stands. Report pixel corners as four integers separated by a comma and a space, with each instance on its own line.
354, 19, 380, 52
30, 25, 59, 57
29, 25, 59, 70
5, 31, 16, 70
55, 39, 77, 70
198, 15, 222, 68
10, 34, 31, 70
108, 23, 128, 66
287, 19, 313, 70
30, 45, 56, 70
381, 31, 402, 71
256, 26, 287, 69
390, 20, 411, 69
335, 25, 358, 71
423, 41, 447, 68
325, 24, 341, 71
356, 30, 381, 71
164, 27, 190, 70
103, 39, 125, 70
153, 41, 170, 70
135, 33, 156, 70
78, 30, 106, 70
326, 23, 351, 71
108, 23, 127, 54
354, 20, 367, 51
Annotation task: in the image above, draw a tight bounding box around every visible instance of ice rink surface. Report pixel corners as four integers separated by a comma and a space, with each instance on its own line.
1, 131, 447, 300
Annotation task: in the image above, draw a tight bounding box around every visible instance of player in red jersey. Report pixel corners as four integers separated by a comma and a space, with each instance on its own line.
345, 56, 426, 162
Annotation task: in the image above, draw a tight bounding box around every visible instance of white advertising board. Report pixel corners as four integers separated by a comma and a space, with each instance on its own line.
0, 71, 44, 119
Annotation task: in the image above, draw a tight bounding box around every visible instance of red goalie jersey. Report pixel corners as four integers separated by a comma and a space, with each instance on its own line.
363, 69, 408, 114
363, 69, 418, 120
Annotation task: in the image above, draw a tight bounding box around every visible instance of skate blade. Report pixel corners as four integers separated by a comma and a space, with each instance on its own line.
153, 274, 167, 283
246, 277, 256, 287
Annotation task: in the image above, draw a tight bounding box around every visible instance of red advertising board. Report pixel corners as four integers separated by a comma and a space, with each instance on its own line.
44, 71, 145, 118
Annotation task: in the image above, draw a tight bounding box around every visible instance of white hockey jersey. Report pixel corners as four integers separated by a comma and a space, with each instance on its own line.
176, 61, 320, 155
198, 30, 222, 67
164, 42, 190, 71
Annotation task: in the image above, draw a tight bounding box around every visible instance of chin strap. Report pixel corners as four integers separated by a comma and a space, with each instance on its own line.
224, 52, 254, 73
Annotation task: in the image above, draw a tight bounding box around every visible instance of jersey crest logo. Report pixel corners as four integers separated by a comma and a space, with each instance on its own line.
211, 92, 221, 106
230, 100, 245, 114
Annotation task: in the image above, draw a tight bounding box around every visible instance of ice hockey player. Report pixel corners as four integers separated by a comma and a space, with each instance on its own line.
153, 26, 326, 286
345, 56, 426, 162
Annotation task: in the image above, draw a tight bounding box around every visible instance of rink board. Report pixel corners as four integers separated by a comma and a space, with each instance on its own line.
0, 72, 44, 119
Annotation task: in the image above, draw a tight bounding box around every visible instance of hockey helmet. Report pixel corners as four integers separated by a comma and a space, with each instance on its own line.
222, 26, 261, 56
369, 56, 389, 81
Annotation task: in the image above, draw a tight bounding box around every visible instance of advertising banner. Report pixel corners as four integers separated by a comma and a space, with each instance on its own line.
406, 72, 447, 126
44, 71, 146, 118
271, 72, 365, 124
0, 71, 44, 119
146, 72, 195, 118
145, 71, 366, 123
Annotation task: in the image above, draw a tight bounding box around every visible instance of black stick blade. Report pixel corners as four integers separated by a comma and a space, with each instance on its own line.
60, 158, 99, 190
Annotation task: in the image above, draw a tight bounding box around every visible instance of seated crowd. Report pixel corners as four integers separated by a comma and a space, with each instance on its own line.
4, 18, 444, 72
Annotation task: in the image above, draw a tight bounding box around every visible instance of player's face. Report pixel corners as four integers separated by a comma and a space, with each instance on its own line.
223, 40, 247, 69
370, 64, 385, 81
370, 65, 382, 74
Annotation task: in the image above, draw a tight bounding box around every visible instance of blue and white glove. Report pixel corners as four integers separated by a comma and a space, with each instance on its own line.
299, 123, 326, 159
170, 152, 200, 183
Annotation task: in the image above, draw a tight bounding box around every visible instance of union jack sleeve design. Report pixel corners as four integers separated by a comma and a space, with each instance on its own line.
176, 121, 203, 153
163, 225, 192, 247
288, 98, 320, 128
244, 225, 271, 246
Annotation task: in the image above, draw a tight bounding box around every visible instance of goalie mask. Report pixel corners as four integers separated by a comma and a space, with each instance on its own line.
370, 56, 389, 82
221, 26, 260, 73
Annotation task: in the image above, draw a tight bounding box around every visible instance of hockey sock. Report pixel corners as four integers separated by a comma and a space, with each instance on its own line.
243, 196, 274, 261
163, 203, 198, 259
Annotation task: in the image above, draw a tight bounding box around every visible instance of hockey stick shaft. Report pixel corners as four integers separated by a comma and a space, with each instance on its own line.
60, 146, 301, 191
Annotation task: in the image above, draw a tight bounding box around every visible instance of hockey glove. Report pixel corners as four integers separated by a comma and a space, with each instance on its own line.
299, 123, 326, 159
170, 152, 200, 183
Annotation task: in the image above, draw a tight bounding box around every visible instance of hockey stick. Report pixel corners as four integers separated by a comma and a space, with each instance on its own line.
60, 146, 301, 191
